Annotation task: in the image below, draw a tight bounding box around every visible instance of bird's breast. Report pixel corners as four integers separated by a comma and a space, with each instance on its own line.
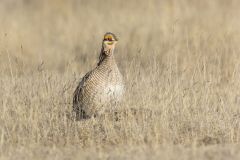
104, 84, 124, 97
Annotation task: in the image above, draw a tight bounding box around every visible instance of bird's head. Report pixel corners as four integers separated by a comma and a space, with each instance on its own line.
102, 32, 118, 55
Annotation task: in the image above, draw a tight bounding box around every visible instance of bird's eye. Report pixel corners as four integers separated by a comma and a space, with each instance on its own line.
108, 38, 113, 41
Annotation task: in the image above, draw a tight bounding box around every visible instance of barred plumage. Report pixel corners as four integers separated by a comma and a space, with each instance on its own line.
73, 32, 124, 120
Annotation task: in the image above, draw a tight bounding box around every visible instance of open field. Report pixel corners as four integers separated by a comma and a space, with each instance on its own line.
1, 0, 240, 159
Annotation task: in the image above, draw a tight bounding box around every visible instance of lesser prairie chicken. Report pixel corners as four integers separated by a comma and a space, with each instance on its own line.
73, 32, 124, 120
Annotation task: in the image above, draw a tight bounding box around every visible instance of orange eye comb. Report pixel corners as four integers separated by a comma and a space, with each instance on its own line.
104, 35, 113, 41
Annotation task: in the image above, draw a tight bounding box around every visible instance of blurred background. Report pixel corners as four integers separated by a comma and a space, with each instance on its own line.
0, 0, 240, 78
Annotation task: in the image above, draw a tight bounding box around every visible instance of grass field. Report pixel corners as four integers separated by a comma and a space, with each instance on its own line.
1, 0, 240, 159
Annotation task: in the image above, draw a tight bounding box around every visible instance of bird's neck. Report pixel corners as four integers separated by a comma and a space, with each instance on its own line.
97, 47, 116, 66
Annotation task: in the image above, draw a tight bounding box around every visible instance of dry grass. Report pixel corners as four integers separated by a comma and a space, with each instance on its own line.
1, 0, 240, 159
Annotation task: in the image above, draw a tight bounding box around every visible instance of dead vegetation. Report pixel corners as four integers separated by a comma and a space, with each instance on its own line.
1, 0, 240, 159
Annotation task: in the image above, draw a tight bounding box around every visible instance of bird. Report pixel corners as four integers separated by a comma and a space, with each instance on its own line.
73, 32, 124, 120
